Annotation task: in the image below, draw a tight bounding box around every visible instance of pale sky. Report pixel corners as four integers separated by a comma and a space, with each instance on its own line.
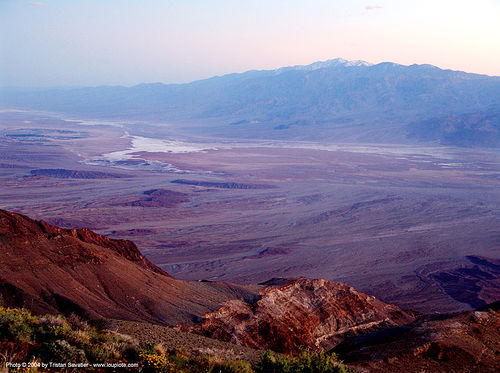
1, 0, 499, 87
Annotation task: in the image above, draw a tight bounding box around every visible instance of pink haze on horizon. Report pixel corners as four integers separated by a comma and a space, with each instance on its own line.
0, 0, 499, 87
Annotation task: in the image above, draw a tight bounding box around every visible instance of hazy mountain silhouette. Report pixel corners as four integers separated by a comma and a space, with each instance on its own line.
3, 58, 500, 146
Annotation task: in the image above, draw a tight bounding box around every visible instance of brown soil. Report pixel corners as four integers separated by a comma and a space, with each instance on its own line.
111, 319, 264, 363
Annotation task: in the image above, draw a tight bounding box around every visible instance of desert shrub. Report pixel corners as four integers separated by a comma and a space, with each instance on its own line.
88, 317, 111, 331
294, 350, 352, 373
67, 313, 90, 331
164, 352, 208, 373
209, 360, 254, 373
38, 314, 67, 328
0, 306, 37, 343
255, 350, 292, 373
0, 306, 135, 366
254, 350, 353, 373
36, 317, 71, 341
139, 342, 156, 354
37, 340, 87, 363
0, 314, 33, 343
122, 342, 141, 363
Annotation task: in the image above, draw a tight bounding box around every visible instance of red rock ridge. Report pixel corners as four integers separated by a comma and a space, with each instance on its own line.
0, 209, 260, 324
186, 277, 416, 354
1, 209, 167, 276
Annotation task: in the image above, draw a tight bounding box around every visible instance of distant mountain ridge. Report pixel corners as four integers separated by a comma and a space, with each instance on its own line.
2, 58, 500, 147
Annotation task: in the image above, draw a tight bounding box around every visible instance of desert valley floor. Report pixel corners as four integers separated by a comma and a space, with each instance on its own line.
1, 109, 499, 314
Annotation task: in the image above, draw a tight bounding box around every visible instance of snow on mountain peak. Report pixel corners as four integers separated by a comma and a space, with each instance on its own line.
273, 58, 373, 74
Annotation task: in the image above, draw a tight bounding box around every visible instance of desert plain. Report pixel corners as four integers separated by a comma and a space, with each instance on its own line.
1, 109, 499, 314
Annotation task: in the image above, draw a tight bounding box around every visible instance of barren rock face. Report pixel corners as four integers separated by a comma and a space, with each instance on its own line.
188, 277, 416, 353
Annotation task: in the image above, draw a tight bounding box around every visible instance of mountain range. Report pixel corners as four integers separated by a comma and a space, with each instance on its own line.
2, 58, 500, 147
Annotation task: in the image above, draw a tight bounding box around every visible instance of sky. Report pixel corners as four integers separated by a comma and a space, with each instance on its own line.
1, 0, 499, 87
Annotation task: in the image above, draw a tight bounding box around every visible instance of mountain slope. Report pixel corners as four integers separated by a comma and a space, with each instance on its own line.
0, 209, 260, 325
3, 59, 500, 146
0, 209, 415, 352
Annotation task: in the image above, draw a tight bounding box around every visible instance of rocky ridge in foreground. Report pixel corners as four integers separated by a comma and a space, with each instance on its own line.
185, 277, 416, 354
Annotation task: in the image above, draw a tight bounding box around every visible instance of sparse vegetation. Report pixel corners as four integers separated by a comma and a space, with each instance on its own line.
0, 306, 353, 372
0, 305, 138, 370
254, 350, 354, 373
209, 359, 254, 373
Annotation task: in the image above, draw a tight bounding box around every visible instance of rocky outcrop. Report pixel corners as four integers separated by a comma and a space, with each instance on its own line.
187, 277, 416, 353
336, 302, 500, 372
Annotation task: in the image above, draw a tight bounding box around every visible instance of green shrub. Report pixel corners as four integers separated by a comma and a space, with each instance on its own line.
209, 360, 254, 373
254, 350, 353, 373
0, 307, 36, 343
254, 350, 289, 373
38, 340, 87, 363
0, 306, 131, 366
